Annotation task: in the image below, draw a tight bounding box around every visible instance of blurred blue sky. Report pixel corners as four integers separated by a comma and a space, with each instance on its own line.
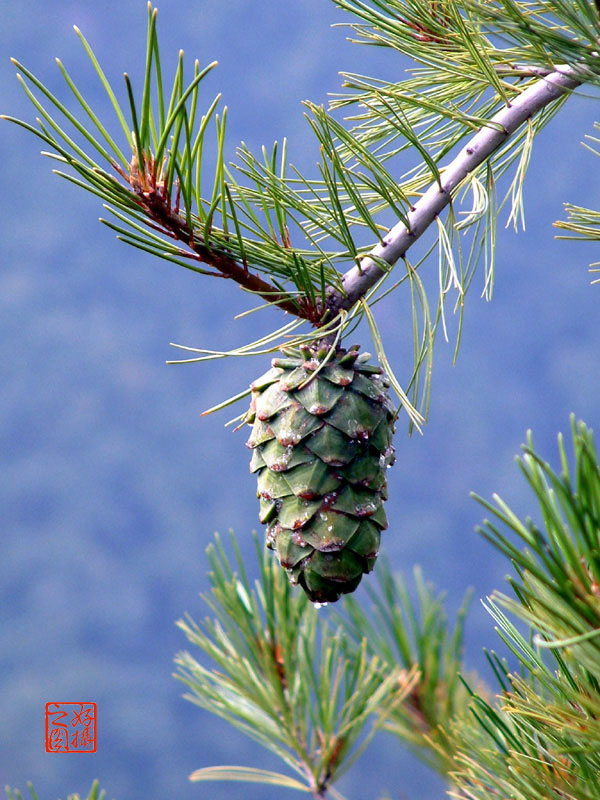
2, 2, 600, 799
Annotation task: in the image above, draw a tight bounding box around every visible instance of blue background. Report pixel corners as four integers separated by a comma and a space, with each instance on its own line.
2, 2, 600, 798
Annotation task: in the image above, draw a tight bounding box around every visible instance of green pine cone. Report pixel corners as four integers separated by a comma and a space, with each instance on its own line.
245, 344, 397, 604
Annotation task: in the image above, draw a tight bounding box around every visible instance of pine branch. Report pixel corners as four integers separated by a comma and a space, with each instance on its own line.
171, 419, 600, 798
326, 64, 582, 316
2, 8, 326, 328
115, 151, 318, 320
336, 561, 478, 777
446, 417, 600, 800
4, 0, 595, 422
175, 532, 418, 799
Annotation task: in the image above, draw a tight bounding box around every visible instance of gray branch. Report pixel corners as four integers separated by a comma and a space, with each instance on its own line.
326, 65, 582, 317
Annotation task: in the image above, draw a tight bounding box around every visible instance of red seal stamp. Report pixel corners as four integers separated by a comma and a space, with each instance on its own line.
45, 702, 97, 753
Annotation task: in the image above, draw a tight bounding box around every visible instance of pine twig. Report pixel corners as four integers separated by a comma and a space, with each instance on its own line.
326, 64, 582, 317
119, 152, 320, 322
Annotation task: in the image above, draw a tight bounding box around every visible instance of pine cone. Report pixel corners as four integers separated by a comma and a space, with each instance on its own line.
246, 344, 396, 604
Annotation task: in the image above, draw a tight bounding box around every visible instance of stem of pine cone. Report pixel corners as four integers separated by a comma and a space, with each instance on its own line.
325, 64, 582, 318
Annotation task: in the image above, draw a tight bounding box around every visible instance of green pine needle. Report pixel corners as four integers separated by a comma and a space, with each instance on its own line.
447, 417, 600, 800
3, 0, 592, 422
175, 532, 417, 798
4, 781, 107, 800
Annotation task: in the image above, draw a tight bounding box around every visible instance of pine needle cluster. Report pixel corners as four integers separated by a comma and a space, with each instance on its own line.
5, 0, 598, 422
175, 418, 600, 799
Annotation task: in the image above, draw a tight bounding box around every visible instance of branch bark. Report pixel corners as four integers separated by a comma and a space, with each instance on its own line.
326, 65, 582, 318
